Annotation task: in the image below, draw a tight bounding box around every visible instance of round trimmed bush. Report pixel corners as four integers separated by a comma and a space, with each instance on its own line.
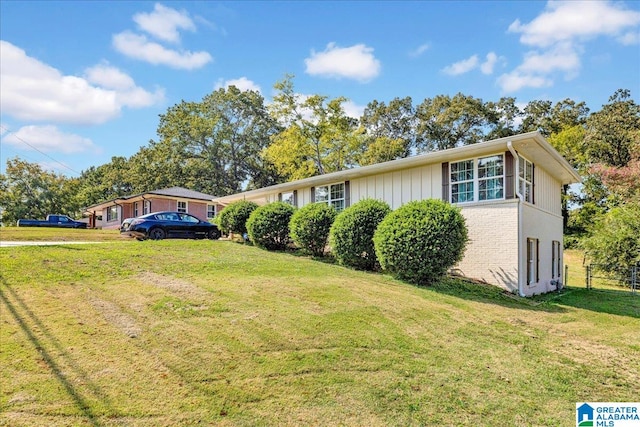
218, 200, 258, 235
246, 202, 296, 250
330, 199, 391, 270
289, 202, 337, 257
373, 199, 468, 285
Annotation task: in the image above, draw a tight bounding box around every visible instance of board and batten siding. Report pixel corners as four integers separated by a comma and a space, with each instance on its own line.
350, 164, 441, 209
530, 166, 562, 215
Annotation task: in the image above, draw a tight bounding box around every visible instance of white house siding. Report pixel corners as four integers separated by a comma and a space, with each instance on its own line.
350, 164, 441, 209
516, 165, 564, 295
533, 166, 562, 214
454, 201, 520, 293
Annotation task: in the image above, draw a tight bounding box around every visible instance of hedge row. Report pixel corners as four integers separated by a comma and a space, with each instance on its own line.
217, 198, 468, 285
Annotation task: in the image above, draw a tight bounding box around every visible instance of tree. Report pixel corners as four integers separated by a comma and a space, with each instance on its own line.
357, 97, 417, 164
415, 93, 491, 151
485, 97, 522, 140
519, 99, 589, 137
0, 158, 81, 225
265, 75, 360, 180
150, 86, 281, 196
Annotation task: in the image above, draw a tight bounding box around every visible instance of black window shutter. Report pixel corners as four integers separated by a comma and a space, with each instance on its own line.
532, 164, 535, 204
311, 187, 315, 202
505, 151, 514, 199
442, 162, 450, 201
344, 181, 351, 208
293, 190, 298, 207
278, 192, 282, 202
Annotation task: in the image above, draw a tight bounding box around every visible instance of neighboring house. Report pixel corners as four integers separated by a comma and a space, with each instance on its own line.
212, 131, 581, 296
85, 187, 220, 230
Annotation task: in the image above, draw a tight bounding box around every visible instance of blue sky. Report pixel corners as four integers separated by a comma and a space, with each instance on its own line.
1, 1, 639, 177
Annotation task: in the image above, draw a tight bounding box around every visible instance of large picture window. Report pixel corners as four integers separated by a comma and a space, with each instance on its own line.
450, 155, 504, 203
315, 182, 345, 211
107, 205, 118, 222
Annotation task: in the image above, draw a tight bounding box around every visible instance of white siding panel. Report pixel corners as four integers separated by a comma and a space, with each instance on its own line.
401, 169, 412, 204
411, 167, 422, 202
533, 167, 562, 215
392, 171, 403, 208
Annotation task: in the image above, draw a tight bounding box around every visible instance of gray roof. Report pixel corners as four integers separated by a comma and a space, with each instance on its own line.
147, 187, 217, 201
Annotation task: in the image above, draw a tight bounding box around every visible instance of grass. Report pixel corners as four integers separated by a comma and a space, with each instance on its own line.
1, 229, 639, 426
0, 227, 123, 242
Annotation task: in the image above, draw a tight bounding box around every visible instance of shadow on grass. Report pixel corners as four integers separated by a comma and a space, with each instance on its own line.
542, 287, 640, 318
0, 274, 115, 425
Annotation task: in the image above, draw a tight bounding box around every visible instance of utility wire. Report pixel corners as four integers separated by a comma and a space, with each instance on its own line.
0, 124, 81, 176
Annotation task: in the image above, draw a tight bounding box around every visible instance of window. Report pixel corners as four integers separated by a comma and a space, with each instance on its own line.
450, 155, 504, 203
207, 205, 215, 219
134, 202, 139, 217
107, 205, 118, 222
143, 200, 151, 215
552, 240, 561, 279
281, 191, 295, 206
527, 238, 539, 285
315, 182, 345, 211
519, 157, 534, 203
177, 201, 187, 213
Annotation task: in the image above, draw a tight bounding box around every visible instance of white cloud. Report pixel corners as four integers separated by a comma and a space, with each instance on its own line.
305, 43, 381, 82
508, 0, 640, 48
2, 125, 99, 154
113, 31, 212, 70
409, 43, 430, 58
133, 3, 196, 43
497, 71, 553, 93
215, 77, 262, 93
0, 41, 161, 125
480, 52, 499, 75
499, 0, 640, 93
85, 63, 165, 108
342, 100, 365, 119
442, 55, 479, 76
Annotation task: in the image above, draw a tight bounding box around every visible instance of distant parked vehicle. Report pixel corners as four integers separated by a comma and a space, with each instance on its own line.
17, 214, 87, 229
120, 211, 221, 241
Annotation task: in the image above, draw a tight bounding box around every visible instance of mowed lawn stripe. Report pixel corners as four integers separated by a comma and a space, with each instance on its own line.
1, 239, 638, 426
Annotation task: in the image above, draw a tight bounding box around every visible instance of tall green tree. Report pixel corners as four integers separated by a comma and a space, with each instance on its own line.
357, 97, 417, 165
0, 158, 81, 224
415, 93, 491, 151
266, 75, 360, 180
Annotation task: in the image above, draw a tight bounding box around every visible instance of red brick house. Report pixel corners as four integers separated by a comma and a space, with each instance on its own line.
84, 187, 220, 229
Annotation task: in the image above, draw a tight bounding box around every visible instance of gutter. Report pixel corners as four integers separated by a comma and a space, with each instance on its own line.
508, 141, 526, 298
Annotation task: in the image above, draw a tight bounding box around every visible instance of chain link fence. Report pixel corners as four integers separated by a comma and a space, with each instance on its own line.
584, 263, 638, 294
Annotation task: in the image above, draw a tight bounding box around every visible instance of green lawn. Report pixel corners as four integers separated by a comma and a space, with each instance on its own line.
1, 232, 638, 426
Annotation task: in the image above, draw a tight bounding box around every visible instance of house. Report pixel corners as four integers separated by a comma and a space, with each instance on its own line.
84, 187, 220, 230
212, 131, 581, 296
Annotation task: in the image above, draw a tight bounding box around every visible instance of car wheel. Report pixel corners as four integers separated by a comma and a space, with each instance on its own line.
207, 229, 221, 240
149, 228, 166, 240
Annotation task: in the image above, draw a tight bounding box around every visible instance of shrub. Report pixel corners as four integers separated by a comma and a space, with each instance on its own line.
289, 202, 337, 257
583, 203, 640, 278
246, 202, 296, 250
218, 200, 258, 235
330, 199, 391, 270
373, 199, 468, 285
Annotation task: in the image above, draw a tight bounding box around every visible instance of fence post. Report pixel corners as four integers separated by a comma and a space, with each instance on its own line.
564, 265, 569, 288
632, 265, 637, 294
586, 265, 591, 290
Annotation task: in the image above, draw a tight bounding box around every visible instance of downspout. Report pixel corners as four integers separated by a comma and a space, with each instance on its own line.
507, 141, 526, 297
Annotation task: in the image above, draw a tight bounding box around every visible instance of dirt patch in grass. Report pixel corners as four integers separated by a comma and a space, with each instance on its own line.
87, 296, 141, 338
138, 272, 210, 300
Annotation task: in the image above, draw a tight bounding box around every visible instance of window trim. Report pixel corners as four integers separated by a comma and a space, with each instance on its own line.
143, 200, 151, 215
519, 156, 534, 204
106, 205, 118, 222
207, 204, 215, 219
177, 200, 188, 213
314, 181, 346, 211
450, 154, 505, 204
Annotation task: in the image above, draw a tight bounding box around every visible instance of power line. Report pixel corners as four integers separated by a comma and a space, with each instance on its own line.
0, 124, 81, 176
